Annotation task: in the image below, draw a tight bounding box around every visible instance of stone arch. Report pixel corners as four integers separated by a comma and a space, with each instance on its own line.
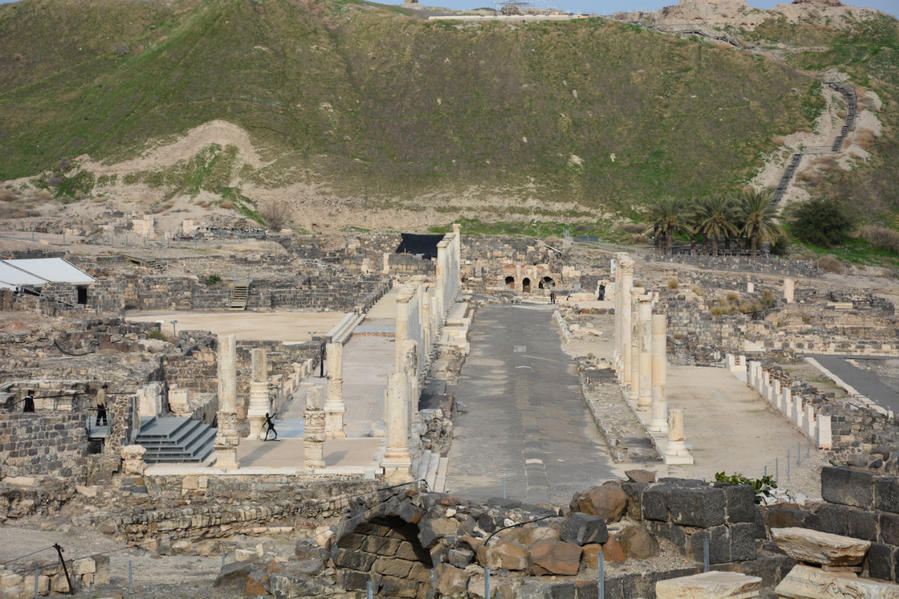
538, 276, 555, 290
522, 277, 531, 293
504, 276, 515, 288
334, 515, 431, 596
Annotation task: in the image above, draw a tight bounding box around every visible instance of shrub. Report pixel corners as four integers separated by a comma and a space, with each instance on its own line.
791, 197, 853, 247
667, 279, 678, 289
819, 254, 844, 273
204, 274, 222, 286
259, 199, 292, 230
147, 329, 166, 341
692, 286, 705, 297
617, 222, 645, 234
714, 472, 777, 504
860, 225, 899, 254
727, 291, 739, 302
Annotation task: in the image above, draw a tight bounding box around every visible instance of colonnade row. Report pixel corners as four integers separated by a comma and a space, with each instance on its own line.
383, 226, 462, 481
612, 253, 691, 464
212, 225, 462, 473
730, 355, 833, 450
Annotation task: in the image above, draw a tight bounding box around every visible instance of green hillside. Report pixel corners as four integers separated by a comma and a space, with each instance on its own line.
0, 0, 823, 213
751, 15, 899, 225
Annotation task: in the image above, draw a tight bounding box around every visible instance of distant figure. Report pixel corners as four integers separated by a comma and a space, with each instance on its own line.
550, 291, 556, 304
96, 384, 108, 426
598, 284, 606, 301
264, 412, 278, 441
319, 342, 326, 378
23, 389, 35, 413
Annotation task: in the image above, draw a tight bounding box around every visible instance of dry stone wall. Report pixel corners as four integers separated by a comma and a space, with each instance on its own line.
0, 412, 88, 479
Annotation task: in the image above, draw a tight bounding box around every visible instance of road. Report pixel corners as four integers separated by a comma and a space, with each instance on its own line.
811, 355, 899, 414
445, 304, 616, 506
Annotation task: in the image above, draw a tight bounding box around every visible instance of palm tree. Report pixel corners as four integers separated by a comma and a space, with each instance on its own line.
692, 196, 738, 256
645, 197, 690, 256
739, 189, 782, 256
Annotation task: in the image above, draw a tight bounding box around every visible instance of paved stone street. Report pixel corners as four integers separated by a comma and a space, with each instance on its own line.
445, 304, 616, 505
811, 354, 899, 414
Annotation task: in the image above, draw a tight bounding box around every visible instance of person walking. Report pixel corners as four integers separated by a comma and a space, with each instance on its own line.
550, 291, 556, 304
264, 412, 278, 441
96, 384, 108, 426
23, 389, 35, 413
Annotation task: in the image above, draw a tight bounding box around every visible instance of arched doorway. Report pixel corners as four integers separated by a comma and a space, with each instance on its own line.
334, 516, 432, 595
505, 276, 515, 288
522, 278, 531, 293
538, 276, 554, 290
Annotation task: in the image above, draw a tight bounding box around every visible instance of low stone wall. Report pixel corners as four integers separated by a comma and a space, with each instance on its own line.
107, 475, 381, 547
624, 478, 763, 564
763, 466, 899, 583
0, 412, 88, 479
657, 254, 820, 277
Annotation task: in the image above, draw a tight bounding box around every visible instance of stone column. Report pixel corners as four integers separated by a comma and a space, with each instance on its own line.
650, 314, 668, 433
514, 264, 523, 295
617, 257, 634, 384
793, 394, 803, 429
325, 342, 346, 439
784, 278, 795, 303
303, 383, 325, 470
382, 372, 411, 482
382, 252, 390, 275
452, 223, 462, 286
395, 288, 411, 369
637, 297, 653, 412
247, 348, 270, 439
435, 240, 449, 319
805, 404, 816, 437
214, 334, 239, 470
664, 407, 693, 464
629, 288, 643, 395
746, 276, 754, 294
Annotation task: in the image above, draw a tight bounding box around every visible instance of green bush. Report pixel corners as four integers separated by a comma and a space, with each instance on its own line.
147, 329, 166, 341
791, 197, 853, 248
715, 471, 777, 504
204, 274, 222, 286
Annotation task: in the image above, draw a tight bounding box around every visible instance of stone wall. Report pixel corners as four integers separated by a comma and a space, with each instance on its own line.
656, 254, 821, 277
762, 466, 899, 584
107, 475, 380, 546
84, 275, 389, 313
0, 412, 88, 479
624, 478, 764, 564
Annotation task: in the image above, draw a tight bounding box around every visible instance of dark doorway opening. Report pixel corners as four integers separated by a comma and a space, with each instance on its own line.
76, 286, 87, 305
505, 276, 515, 288
539, 276, 554, 290
522, 278, 531, 293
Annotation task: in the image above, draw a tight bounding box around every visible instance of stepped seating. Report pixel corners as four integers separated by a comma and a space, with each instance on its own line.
135, 417, 216, 464
229, 280, 250, 310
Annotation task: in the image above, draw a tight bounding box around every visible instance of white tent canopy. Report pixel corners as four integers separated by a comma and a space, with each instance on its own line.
0, 258, 94, 287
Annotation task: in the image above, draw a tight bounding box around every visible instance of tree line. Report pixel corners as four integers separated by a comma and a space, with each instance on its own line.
645, 190, 783, 256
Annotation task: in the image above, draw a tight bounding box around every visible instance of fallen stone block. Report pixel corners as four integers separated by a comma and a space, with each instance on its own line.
213, 561, 253, 588
434, 564, 470, 596
771, 527, 870, 566
776, 563, 899, 599
529, 540, 582, 576
569, 482, 627, 523
560, 512, 609, 546
618, 524, 660, 559
656, 570, 762, 599
476, 541, 529, 571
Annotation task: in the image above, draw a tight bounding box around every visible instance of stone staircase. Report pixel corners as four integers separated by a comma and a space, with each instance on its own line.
229, 280, 250, 310
135, 416, 216, 464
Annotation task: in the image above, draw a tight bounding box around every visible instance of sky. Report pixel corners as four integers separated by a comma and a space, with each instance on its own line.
0, 0, 896, 17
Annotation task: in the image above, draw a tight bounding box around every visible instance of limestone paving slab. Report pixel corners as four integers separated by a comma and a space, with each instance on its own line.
776, 564, 899, 599
771, 527, 871, 566
656, 570, 762, 599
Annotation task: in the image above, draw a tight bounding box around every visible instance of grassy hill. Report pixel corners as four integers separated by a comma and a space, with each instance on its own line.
0, 0, 835, 217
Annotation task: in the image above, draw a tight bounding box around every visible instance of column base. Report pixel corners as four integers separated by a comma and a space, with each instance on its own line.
324, 403, 346, 439
382, 454, 412, 483
247, 415, 266, 440
664, 441, 694, 465
214, 447, 238, 470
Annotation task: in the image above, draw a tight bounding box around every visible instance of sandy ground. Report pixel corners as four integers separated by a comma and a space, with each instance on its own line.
125, 311, 346, 342
0, 524, 227, 598
563, 306, 825, 499
237, 438, 382, 470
